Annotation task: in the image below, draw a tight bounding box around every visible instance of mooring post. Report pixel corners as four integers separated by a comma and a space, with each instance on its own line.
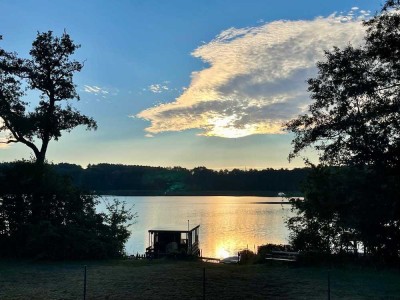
327, 271, 330, 300
203, 267, 206, 300
83, 265, 87, 300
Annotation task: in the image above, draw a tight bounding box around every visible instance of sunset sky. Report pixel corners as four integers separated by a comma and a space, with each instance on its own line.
0, 0, 382, 169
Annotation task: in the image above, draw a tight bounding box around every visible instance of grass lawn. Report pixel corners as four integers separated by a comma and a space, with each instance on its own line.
1, 259, 399, 299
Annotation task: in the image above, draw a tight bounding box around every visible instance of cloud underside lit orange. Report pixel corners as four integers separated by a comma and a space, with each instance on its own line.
137, 12, 368, 138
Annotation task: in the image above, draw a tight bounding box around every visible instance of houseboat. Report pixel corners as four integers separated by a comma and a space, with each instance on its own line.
146, 225, 200, 258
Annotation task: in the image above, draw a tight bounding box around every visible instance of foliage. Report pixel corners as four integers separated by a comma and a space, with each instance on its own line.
0, 31, 97, 164
0, 32, 135, 260
287, 166, 400, 261
286, 5, 400, 171
101, 199, 136, 257
238, 249, 256, 264
0, 161, 135, 259
285, 1, 400, 262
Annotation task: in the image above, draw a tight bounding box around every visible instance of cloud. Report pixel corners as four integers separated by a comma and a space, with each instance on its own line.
84, 85, 109, 95
83, 84, 119, 99
0, 120, 10, 149
137, 11, 369, 138
146, 82, 170, 94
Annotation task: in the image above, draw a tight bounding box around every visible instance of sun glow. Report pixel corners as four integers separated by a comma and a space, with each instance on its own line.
203, 115, 284, 138
216, 247, 231, 259
205, 115, 253, 138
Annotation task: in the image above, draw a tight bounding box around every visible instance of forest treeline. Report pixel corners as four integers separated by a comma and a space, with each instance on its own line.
0, 162, 309, 196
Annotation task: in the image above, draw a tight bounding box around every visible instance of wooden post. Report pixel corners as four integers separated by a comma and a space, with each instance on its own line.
327, 271, 330, 300
203, 267, 206, 300
83, 265, 87, 300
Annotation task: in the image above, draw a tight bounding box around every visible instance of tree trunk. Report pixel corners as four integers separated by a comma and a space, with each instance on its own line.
35, 151, 46, 165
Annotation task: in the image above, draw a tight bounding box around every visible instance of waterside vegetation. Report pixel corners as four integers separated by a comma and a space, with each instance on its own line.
285, 1, 400, 263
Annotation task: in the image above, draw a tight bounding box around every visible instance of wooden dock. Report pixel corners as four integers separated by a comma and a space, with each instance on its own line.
200, 256, 221, 263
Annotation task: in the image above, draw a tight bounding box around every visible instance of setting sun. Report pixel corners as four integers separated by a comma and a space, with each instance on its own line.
205, 115, 253, 138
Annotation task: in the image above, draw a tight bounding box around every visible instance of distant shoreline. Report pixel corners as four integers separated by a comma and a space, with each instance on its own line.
251, 201, 291, 204
95, 190, 303, 197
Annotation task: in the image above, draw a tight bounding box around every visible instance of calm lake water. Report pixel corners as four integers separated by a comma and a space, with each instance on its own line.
100, 196, 293, 258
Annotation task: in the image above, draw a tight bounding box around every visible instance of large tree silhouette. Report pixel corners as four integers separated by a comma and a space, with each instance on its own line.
285, 1, 400, 260
0, 31, 97, 164
286, 2, 400, 172
0, 32, 134, 260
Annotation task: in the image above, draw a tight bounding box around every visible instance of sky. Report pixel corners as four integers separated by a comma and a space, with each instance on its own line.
0, 0, 383, 169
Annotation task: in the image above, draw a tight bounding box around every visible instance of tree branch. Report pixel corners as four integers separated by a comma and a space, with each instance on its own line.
2, 118, 40, 157
376, 82, 400, 92
0, 139, 18, 144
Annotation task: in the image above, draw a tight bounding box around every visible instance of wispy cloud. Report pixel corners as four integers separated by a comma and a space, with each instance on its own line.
84, 85, 109, 95
137, 10, 369, 138
83, 85, 120, 102
146, 82, 170, 94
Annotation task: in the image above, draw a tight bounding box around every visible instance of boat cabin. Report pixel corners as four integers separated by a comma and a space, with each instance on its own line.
146, 225, 200, 258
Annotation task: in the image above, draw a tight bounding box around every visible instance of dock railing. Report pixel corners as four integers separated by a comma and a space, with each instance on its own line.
265, 250, 300, 262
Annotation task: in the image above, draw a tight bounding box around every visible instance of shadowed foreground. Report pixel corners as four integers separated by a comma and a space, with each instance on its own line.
1, 259, 400, 299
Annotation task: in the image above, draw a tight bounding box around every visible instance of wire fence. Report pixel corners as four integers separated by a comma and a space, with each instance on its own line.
1, 261, 398, 299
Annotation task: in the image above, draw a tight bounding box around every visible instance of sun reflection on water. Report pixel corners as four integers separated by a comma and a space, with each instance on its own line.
113, 196, 293, 256
216, 247, 230, 259
199, 197, 292, 258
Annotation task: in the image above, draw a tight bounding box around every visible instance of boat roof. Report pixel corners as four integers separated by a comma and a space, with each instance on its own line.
148, 225, 200, 233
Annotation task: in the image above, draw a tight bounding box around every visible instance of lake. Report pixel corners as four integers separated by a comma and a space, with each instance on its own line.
100, 196, 293, 258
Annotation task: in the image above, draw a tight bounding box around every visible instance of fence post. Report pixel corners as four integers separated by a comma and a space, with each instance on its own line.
203, 267, 206, 300
83, 265, 87, 300
327, 271, 330, 300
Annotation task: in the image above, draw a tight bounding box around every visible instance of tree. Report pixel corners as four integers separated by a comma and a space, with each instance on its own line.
286, 3, 400, 172
0, 32, 134, 260
0, 31, 97, 164
287, 166, 400, 259
285, 1, 400, 261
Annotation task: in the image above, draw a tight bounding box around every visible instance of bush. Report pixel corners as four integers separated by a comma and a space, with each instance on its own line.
238, 249, 256, 264
0, 161, 135, 259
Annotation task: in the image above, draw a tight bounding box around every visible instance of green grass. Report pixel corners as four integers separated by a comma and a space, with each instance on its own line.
1, 259, 399, 299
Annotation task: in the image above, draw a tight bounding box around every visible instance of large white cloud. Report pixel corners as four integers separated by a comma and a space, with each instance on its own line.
137, 12, 368, 138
